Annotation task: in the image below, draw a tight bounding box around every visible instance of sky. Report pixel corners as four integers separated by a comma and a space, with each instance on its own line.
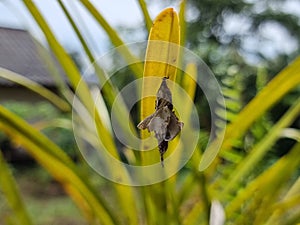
0, 0, 177, 54
0, 0, 299, 64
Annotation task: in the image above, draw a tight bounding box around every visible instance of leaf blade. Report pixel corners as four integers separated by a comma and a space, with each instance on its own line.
0, 151, 33, 225
0, 106, 119, 225
199, 56, 300, 170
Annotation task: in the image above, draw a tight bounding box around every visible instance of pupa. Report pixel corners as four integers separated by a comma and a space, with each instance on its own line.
137, 77, 184, 167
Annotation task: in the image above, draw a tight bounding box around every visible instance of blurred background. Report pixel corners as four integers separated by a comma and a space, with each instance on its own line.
0, 0, 299, 224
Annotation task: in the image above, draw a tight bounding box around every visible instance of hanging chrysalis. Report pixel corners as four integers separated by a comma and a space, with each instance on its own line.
137, 77, 184, 167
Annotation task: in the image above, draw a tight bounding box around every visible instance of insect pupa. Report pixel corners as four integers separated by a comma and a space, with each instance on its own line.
137, 77, 183, 167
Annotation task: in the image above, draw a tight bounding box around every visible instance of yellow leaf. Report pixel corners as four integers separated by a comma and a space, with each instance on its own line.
141, 8, 180, 119
167, 63, 197, 168
140, 8, 180, 164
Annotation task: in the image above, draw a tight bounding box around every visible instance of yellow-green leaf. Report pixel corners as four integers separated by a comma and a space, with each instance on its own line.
139, 7, 180, 167
137, 0, 152, 32
199, 56, 300, 171
0, 67, 70, 112
79, 0, 143, 78
220, 97, 300, 197
0, 106, 119, 225
179, 0, 187, 47
226, 142, 300, 219
0, 151, 33, 225
22, 0, 94, 114
138, 8, 181, 225
141, 7, 180, 135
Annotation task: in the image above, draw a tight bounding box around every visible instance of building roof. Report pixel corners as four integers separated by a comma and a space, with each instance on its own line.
0, 27, 61, 87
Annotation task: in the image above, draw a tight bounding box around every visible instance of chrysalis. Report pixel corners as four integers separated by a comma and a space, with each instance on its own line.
137, 77, 184, 167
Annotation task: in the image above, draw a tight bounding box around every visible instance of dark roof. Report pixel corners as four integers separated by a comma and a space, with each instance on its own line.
0, 27, 60, 87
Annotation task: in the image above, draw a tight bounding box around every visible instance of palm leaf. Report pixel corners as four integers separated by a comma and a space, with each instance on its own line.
220, 96, 300, 197
137, 0, 152, 32
0, 105, 119, 225
0, 67, 70, 112
78, 0, 143, 78
200, 56, 300, 170
0, 151, 33, 225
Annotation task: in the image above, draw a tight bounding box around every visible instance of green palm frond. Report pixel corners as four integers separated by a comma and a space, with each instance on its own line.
0, 2, 299, 224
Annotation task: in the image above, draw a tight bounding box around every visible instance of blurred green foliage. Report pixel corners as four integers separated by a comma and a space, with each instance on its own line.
0, 102, 77, 157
